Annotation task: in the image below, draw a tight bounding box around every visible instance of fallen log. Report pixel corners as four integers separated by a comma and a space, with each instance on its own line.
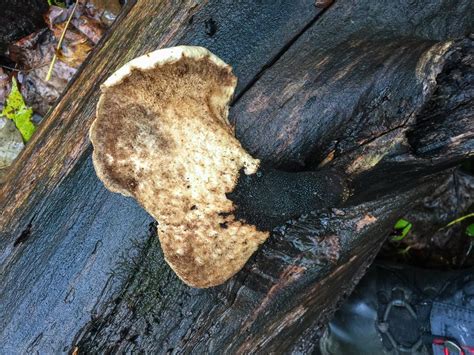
0, 0, 472, 353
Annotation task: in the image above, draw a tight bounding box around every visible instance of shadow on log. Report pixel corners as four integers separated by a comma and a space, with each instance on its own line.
0, 0, 472, 353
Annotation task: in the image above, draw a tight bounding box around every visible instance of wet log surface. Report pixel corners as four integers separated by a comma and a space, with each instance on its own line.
0, 0, 473, 353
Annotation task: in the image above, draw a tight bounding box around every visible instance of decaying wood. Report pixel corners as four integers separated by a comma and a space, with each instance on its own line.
0, 0, 323, 244
0, 0, 472, 353
73, 181, 443, 353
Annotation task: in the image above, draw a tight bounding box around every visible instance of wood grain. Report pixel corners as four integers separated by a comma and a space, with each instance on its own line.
0, 0, 322, 243
0, 0, 472, 353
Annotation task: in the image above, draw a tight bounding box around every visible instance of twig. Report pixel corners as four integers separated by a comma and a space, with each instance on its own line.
45, 0, 79, 81
444, 213, 474, 229
1, 64, 49, 73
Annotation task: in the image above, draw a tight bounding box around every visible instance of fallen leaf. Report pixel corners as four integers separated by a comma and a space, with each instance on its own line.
9, 26, 78, 115
4, 0, 120, 116
0, 69, 11, 105
56, 37, 92, 67
48, 0, 66, 8
8, 29, 53, 69
1, 77, 36, 142
71, 15, 104, 44
0, 117, 24, 170
51, 21, 86, 43
45, 5, 70, 26
85, 0, 121, 25
466, 224, 474, 238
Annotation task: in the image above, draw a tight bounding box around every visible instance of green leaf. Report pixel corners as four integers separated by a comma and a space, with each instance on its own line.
48, 0, 66, 7
391, 218, 412, 241
466, 224, 474, 238
394, 218, 410, 230
1, 77, 36, 142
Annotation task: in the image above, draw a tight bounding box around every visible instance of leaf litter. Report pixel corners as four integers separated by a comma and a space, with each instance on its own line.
0, 0, 122, 177
1, 77, 35, 142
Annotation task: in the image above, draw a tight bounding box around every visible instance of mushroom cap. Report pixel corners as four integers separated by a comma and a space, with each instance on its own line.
90, 46, 269, 288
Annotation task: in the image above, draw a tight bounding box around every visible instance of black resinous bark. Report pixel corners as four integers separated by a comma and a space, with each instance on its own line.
349, 36, 474, 204
228, 167, 348, 231
408, 36, 473, 160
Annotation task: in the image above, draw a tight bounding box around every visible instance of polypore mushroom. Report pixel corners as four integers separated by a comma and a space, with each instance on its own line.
90, 46, 346, 288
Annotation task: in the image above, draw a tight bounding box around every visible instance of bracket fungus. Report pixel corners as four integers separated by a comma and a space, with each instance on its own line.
90, 46, 346, 288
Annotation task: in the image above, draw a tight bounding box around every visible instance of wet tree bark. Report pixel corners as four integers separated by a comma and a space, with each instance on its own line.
0, 0, 472, 353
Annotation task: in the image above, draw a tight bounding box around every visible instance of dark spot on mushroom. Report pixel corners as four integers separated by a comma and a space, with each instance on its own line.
128, 178, 138, 190
175, 61, 190, 76
219, 222, 228, 229
204, 18, 217, 37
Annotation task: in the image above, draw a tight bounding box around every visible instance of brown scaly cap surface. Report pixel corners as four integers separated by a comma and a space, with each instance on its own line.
90, 46, 269, 288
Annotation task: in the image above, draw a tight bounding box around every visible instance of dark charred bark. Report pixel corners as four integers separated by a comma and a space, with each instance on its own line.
228, 167, 348, 231
0, 0, 472, 353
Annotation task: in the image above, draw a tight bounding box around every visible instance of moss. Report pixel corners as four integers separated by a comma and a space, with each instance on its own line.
112, 222, 184, 317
